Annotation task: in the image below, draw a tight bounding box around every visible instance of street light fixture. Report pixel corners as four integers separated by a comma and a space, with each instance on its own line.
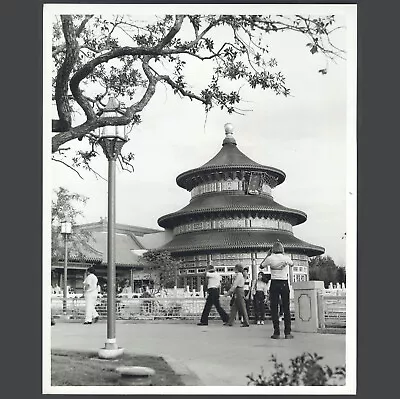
96, 95, 127, 359
60, 220, 72, 314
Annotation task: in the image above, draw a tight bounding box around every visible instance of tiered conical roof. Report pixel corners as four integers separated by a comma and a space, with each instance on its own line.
158, 124, 324, 257
176, 125, 286, 191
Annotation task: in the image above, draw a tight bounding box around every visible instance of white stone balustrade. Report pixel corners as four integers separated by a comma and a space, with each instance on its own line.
292, 281, 325, 333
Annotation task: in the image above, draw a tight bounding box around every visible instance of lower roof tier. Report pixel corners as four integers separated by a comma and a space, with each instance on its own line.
160, 229, 325, 257
158, 192, 307, 228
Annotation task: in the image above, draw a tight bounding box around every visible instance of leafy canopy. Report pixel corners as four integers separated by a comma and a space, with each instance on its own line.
142, 249, 182, 289
51, 187, 92, 260
52, 14, 344, 170
308, 255, 346, 287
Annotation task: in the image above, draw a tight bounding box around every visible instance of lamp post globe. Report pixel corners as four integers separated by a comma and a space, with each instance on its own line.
97, 95, 128, 160
96, 95, 127, 359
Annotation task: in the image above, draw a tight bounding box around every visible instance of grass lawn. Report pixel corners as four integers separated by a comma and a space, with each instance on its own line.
51, 349, 183, 386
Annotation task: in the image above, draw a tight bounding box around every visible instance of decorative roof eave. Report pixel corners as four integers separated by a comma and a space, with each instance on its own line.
176, 164, 286, 191
159, 229, 325, 257
166, 240, 324, 257
126, 232, 146, 249
74, 220, 163, 235
166, 242, 324, 257
52, 262, 149, 269
112, 263, 146, 268
53, 255, 103, 263
158, 206, 307, 228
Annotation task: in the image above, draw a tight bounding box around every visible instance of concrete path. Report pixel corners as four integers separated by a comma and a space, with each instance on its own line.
51, 320, 345, 386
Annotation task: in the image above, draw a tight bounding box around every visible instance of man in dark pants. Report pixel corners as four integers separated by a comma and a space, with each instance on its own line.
197, 265, 229, 325
261, 240, 294, 339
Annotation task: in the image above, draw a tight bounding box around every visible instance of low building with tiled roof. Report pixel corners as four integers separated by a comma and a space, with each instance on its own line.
157, 123, 324, 291
51, 218, 171, 294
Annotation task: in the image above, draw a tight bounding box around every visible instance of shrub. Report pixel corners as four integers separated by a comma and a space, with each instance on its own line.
247, 352, 346, 386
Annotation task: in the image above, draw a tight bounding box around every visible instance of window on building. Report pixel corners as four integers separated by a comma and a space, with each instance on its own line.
216, 267, 225, 272
187, 276, 197, 291
197, 268, 206, 273
187, 269, 195, 274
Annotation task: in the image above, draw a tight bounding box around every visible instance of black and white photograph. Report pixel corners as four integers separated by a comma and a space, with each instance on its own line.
44, 3, 357, 394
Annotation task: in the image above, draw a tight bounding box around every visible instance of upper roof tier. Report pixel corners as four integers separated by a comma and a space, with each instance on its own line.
176, 124, 286, 191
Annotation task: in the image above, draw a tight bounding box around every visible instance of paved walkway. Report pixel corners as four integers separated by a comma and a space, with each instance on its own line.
51, 320, 346, 386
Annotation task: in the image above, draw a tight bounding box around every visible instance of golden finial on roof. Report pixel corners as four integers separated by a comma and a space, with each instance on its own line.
223, 123, 236, 145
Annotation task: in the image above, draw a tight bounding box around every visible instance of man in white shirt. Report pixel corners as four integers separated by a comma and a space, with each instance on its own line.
261, 241, 294, 339
197, 265, 229, 326
224, 264, 250, 327
83, 266, 99, 325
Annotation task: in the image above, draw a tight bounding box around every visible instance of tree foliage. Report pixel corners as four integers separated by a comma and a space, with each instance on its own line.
141, 249, 182, 289
308, 255, 346, 288
51, 187, 92, 260
51, 14, 344, 171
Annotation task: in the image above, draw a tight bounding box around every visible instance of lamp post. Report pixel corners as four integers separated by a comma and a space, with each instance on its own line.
60, 220, 72, 314
96, 95, 127, 358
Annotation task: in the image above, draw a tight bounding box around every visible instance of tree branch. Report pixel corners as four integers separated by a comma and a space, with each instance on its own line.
157, 72, 209, 105
52, 57, 159, 152
52, 15, 93, 57
51, 157, 84, 179
76, 15, 93, 36
124, 56, 159, 118
82, 163, 107, 181
155, 15, 185, 49
54, 15, 80, 131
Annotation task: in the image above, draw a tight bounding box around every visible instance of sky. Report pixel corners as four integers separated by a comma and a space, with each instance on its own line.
46, 5, 357, 267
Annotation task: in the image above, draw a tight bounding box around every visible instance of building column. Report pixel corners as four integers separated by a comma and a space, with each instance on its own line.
251, 252, 257, 281
130, 268, 134, 292
196, 275, 201, 292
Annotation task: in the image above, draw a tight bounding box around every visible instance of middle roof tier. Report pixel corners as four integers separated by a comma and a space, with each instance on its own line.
158, 192, 307, 229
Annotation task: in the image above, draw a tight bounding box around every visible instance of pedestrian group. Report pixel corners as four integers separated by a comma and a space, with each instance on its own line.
197, 240, 295, 339
78, 240, 294, 339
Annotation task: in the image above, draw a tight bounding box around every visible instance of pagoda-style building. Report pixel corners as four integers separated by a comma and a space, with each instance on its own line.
158, 124, 324, 291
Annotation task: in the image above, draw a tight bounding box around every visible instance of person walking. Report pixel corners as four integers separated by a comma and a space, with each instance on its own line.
224, 264, 250, 327
83, 266, 99, 325
197, 265, 229, 325
242, 267, 252, 322
260, 240, 294, 339
251, 272, 269, 325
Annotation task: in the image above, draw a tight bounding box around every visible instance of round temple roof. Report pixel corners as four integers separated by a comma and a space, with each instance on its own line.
158, 193, 307, 228
176, 124, 286, 191
161, 230, 324, 257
